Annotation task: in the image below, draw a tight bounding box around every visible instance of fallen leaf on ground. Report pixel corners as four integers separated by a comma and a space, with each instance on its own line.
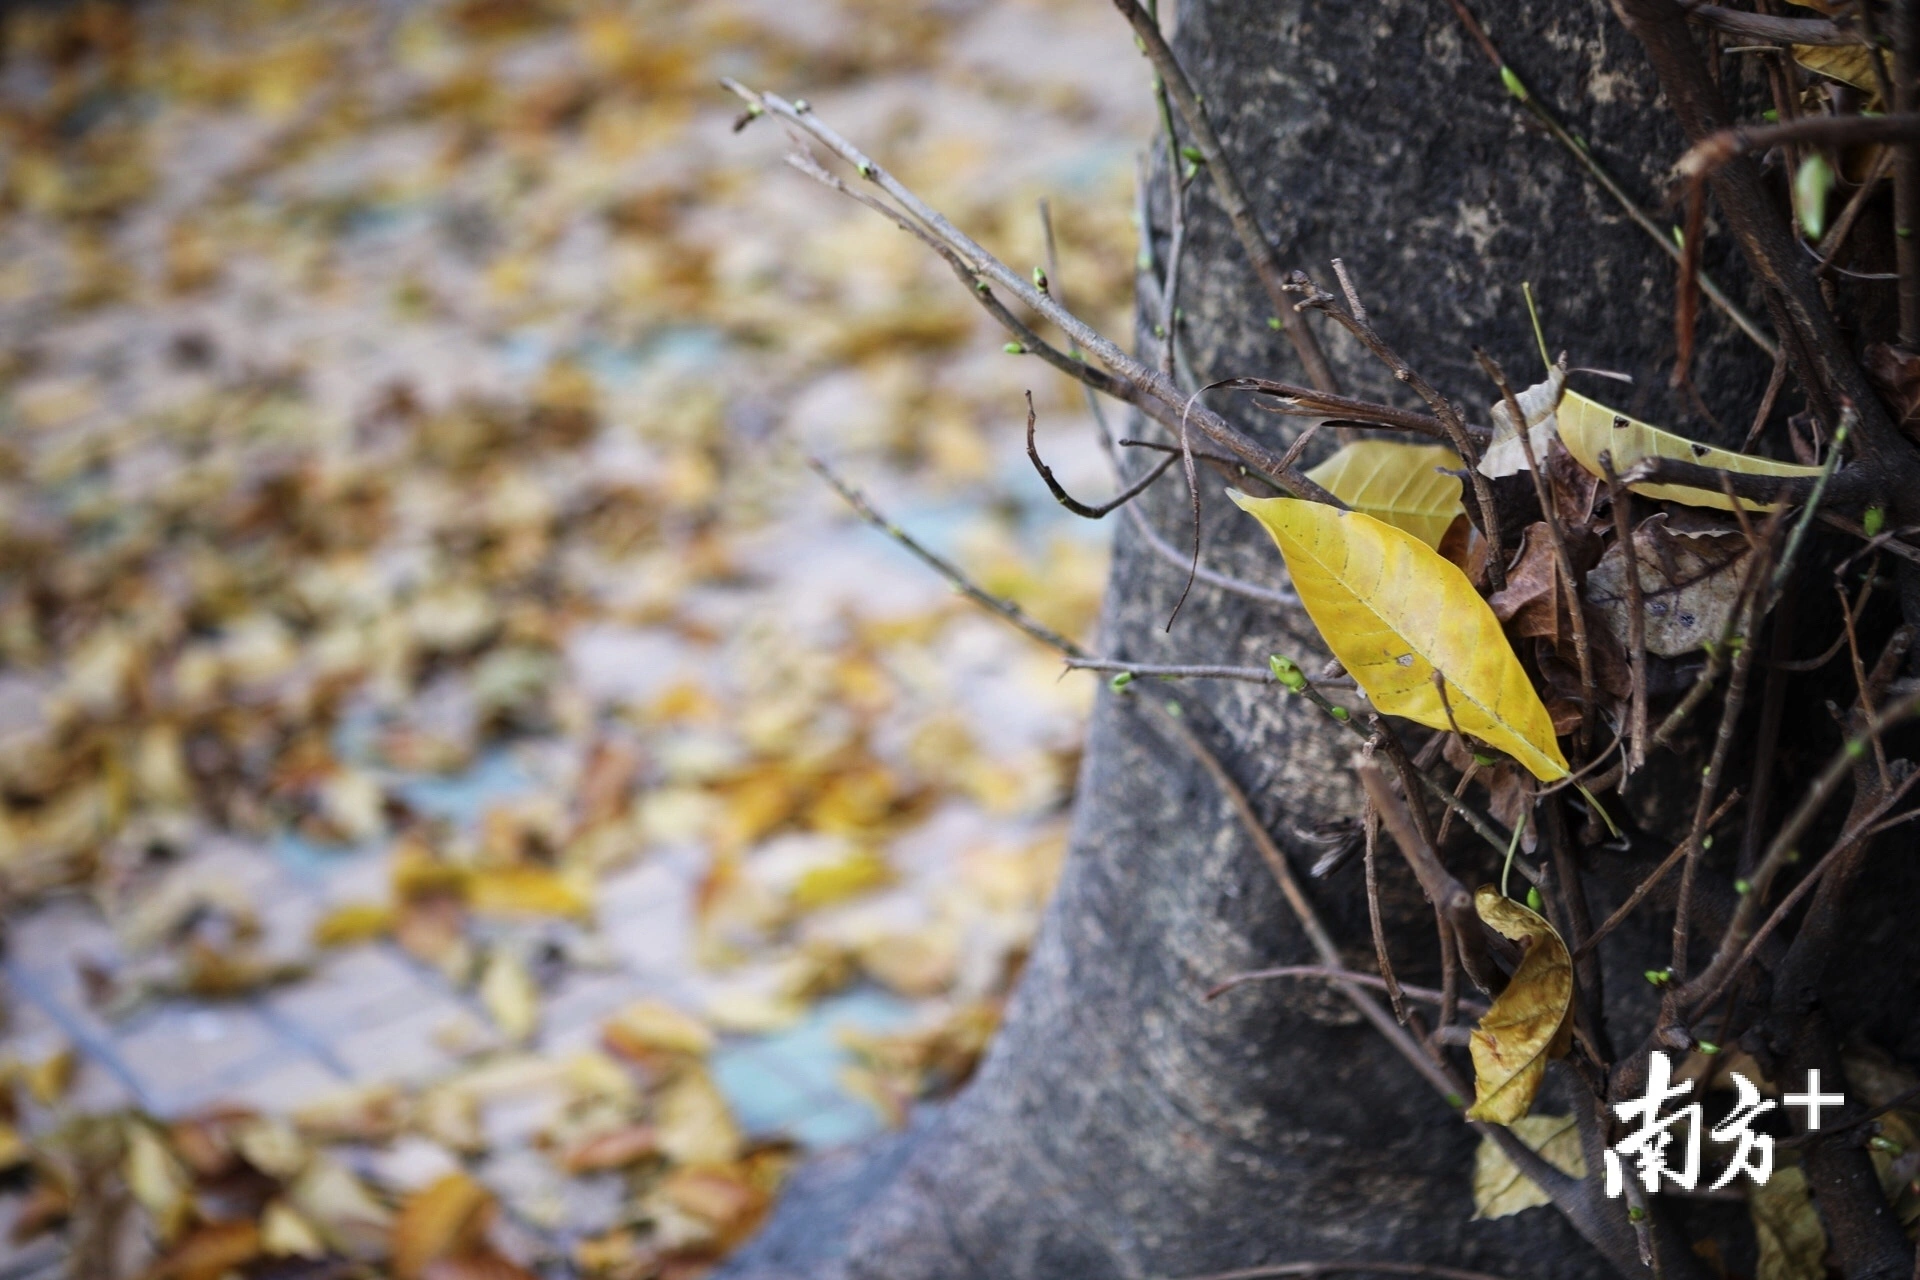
1470, 1113, 1587, 1219
1466, 888, 1573, 1124
479, 950, 540, 1044
1232, 494, 1569, 781
393, 1171, 496, 1280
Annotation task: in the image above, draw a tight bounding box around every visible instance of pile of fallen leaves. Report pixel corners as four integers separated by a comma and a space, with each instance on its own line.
0, 0, 1142, 1273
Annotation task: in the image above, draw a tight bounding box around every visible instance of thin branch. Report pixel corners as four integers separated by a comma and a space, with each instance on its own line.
730, 84, 1345, 503
1215, 378, 1473, 442
1600, 455, 1648, 773
1359, 792, 1407, 1023
1356, 755, 1497, 996
1065, 659, 1280, 684
1287, 271, 1508, 591
1110, 0, 1341, 392
1678, 682, 1920, 1011
1482, 348, 1593, 754
1027, 392, 1178, 518
1124, 502, 1299, 607
1169, 1263, 1517, 1280
1686, 4, 1856, 46
1573, 790, 1743, 961
1204, 964, 1482, 1014
810, 456, 1087, 659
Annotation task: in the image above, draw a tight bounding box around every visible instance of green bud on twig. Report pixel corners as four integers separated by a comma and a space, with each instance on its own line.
1697, 1040, 1720, 1055
1110, 672, 1134, 691
1003, 342, 1026, 355
1266, 316, 1283, 331
1865, 506, 1887, 537
1645, 968, 1673, 987
1499, 65, 1529, 101
1526, 886, 1543, 912
1033, 266, 1049, 293
1734, 878, 1752, 895
1628, 1205, 1647, 1222
1179, 145, 1204, 165
1329, 705, 1350, 722
1269, 655, 1308, 692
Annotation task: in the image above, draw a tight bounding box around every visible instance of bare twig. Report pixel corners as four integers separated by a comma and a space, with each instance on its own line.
1287, 271, 1508, 591
1065, 659, 1281, 685
1203, 964, 1484, 1014
1575, 791, 1742, 962
1600, 455, 1648, 773
1679, 682, 1920, 1011
1686, 4, 1855, 46
1027, 392, 1177, 518
1111, 0, 1340, 392
810, 456, 1087, 659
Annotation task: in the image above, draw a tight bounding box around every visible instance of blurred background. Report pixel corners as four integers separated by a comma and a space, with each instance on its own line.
0, 0, 1150, 1275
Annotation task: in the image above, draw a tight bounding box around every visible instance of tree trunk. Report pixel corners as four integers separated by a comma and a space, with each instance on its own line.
723, 2, 1919, 1277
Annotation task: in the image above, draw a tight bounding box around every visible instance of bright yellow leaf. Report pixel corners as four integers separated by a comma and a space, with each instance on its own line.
1304, 441, 1464, 548
1556, 391, 1822, 512
1466, 888, 1574, 1124
1231, 495, 1568, 781
467, 866, 594, 920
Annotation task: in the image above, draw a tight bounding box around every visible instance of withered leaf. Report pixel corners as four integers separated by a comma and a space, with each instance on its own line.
1470, 1113, 1587, 1220
393, 1171, 496, 1280
1466, 888, 1573, 1124
1751, 1166, 1828, 1280
1585, 514, 1749, 657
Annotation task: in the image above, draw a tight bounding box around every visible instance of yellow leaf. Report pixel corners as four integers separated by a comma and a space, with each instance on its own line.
1470, 1113, 1588, 1219
602, 998, 716, 1058
1556, 391, 1822, 512
1466, 888, 1574, 1124
1231, 495, 1569, 781
479, 951, 539, 1044
149, 1219, 261, 1280
22, 1045, 75, 1105
311, 902, 394, 948
790, 846, 894, 909
466, 866, 594, 920
392, 1171, 495, 1280
1304, 441, 1465, 549
654, 1066, 743, 1166
1752, 1166, 1828, 1280
260, 1200, 327, 1258
125, 1121, 193, 1243
1794, 43, 1879, 95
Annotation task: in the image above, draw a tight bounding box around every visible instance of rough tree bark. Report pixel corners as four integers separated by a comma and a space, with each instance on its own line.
723, 2, 1920, 1277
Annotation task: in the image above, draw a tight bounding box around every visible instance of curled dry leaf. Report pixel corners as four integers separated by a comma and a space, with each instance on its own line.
1302, 440, 1464, 549
1556, 392, 1822, 512
1466, 888, 1573, 1124
1865, 342, 1920, 444
392, 1171, 496, 1280
1232, 494, 1569, 781
1477, 366, 1568, 480
1470, 1113, 1587, 1220
1585, 513, 1750, 657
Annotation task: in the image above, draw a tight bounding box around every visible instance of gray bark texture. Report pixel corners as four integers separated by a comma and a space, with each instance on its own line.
724, 2, 1920, 1277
